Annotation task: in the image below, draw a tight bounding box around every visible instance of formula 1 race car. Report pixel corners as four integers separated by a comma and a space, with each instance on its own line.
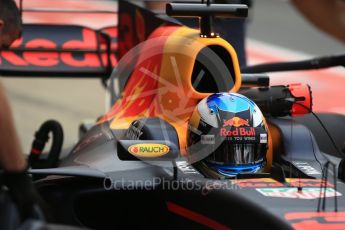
1, 1, 345, 229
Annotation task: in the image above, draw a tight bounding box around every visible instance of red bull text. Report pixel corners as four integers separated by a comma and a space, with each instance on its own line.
220, 127, 256, 137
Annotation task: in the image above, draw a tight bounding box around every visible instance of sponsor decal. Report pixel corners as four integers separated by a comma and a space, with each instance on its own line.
201, 135, 215, 145
232, 178, 285, 188
260, 133, 268, 143
220, 127, 255, 137
1, 27, 117, 69
286, 179, 334, 188
232, 178, 334, 188
292, 161, 321, 175
176, 161, 200, 174
223, 117, 249, 128
285, 212, 345, 229
128, 143, 169, 158
256, 187, 342, 199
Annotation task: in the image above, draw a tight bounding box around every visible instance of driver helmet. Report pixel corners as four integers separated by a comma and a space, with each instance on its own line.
187, 93, 269, 178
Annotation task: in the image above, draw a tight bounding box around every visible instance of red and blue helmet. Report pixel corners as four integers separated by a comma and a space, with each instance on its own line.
187, 93, 269, 178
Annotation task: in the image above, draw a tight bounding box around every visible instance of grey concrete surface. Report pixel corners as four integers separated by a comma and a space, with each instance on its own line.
2, 78, 106, 153
247, 0, 344, 55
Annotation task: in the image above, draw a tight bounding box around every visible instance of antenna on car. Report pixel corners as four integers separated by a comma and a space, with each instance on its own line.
317, 161, 338, 212
166, 1, 248, 38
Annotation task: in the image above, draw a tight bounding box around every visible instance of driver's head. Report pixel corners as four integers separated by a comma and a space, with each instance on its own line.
187, 93, 269, 179
0, 0, 22, 49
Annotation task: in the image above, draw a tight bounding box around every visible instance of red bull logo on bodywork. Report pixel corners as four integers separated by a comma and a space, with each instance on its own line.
223, 117, 249, 128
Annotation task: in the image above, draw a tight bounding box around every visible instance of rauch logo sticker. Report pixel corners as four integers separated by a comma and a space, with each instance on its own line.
128, 144, 170, 158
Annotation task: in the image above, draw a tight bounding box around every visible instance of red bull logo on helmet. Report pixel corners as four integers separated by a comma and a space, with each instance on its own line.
223, 117, 249, 128
220, 127, 256, 137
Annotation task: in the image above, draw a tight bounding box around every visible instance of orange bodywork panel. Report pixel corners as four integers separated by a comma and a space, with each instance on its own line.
102, 25, 242, 154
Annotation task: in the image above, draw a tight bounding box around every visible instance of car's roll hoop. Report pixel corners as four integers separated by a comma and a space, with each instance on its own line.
166, 2, 248, 38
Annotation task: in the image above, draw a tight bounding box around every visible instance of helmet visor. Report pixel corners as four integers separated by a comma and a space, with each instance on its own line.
206, 142, 266, 165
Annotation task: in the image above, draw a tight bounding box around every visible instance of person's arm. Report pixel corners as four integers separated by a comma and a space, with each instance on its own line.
0, 81, 26, 172
291, 0, 345, 43
0, 81, 51, 222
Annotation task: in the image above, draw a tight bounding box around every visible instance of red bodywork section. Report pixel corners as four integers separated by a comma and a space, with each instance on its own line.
101, 25, 180, 121
285, 212, 345, 230
288, 83, 312, 116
